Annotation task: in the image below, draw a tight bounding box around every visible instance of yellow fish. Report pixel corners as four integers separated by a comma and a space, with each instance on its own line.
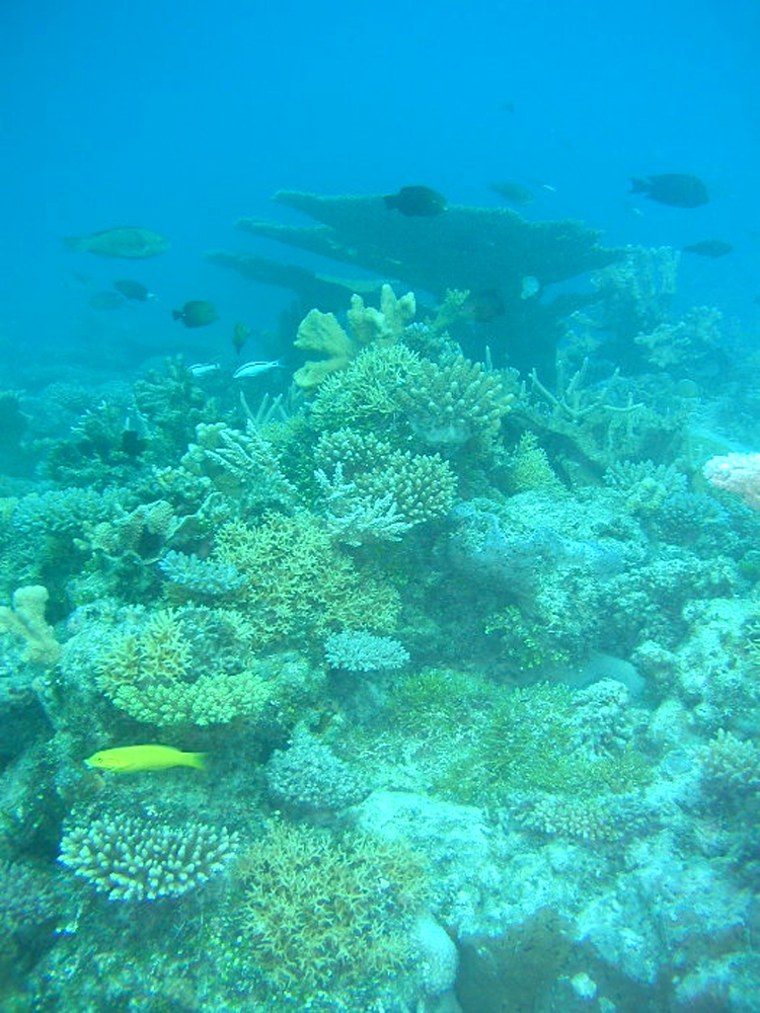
84, 744, 206, 773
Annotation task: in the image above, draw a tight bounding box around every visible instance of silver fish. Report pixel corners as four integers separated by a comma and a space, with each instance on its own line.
187, 362, 220, 377
233, 359, 282, 379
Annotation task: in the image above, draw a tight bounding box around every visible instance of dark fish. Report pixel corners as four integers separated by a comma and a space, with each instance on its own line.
114, 279, 155, 301
682, 240, 733, 258
171, 300, 219, 328
462, 289, 505, 323
490, 180, 534, 206
88, 290, 125, 311
232, 320, 252, 354
64, 226, 169, 258
383, 185, 447, 217
629, 174, 709, 208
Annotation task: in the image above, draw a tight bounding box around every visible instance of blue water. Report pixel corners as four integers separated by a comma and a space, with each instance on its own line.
2, 2, 760, 1011
1, 0, 758, 377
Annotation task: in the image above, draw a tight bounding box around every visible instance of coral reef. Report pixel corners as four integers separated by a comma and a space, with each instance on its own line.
0, 585, 61, 665
94, 606, 274, 725
324, 629, 410, 672
59, 813, 238, 900
235, 820, 428, 1003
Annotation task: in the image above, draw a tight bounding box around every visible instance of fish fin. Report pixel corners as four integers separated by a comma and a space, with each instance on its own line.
187, 752, 207, 770
629, 178, 648, 194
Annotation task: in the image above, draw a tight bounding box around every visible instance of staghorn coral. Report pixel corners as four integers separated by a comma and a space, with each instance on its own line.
212, 512, 401, 645
0, 585, 61, 665
236, 820, 428, 1002
59, 813, 238, 901
179, 420, 297, 513
324, 629, 410, 672
95, 606, 273, 726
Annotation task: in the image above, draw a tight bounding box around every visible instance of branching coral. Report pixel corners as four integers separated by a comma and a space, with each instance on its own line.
179, 420, 297, 514
212, 512, 401, 644
400, 354, 513, 453
95, 606, 273, 725
315, 428, 457, 540
309, 342, 424, 433
324, 629, 410, 672
59, 813, 238, 900
236, 820, 428, 1001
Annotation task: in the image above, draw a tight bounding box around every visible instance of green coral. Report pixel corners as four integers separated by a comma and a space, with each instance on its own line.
236, 820, 428, 1002
440, 682, 651, 806
213, 512, 401, 645
95, 606, 273, 726
315, 427, 457, 533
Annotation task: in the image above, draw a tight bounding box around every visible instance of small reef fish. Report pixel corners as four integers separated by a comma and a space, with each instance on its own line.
462, 289, 504, 322
114, 279, 156, 301
84, 744, 206, 773
683, 240, 733, 258
172, 300, 219, 328
88, 290, 125, 311
629, 174, 709, 208
232, 320, 252, 354
187, 362, 220, 377
233, 359, 283, 379
383, 185, 448, 217
489, 180, 535, 206
64, 226, 170, 259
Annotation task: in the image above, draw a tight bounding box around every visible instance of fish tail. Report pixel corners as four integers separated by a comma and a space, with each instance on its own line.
63, 236, 86, 250
171, 309, 182, 321
629, 178, 647, 194
382, 194, 398, 210
185, 752, 207, 770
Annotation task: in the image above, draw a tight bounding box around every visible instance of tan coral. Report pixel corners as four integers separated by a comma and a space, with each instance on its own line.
0, 585, 61, 665
293, 285, 416, 389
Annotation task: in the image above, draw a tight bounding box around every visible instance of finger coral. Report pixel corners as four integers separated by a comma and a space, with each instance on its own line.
59, 813, 238, 901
